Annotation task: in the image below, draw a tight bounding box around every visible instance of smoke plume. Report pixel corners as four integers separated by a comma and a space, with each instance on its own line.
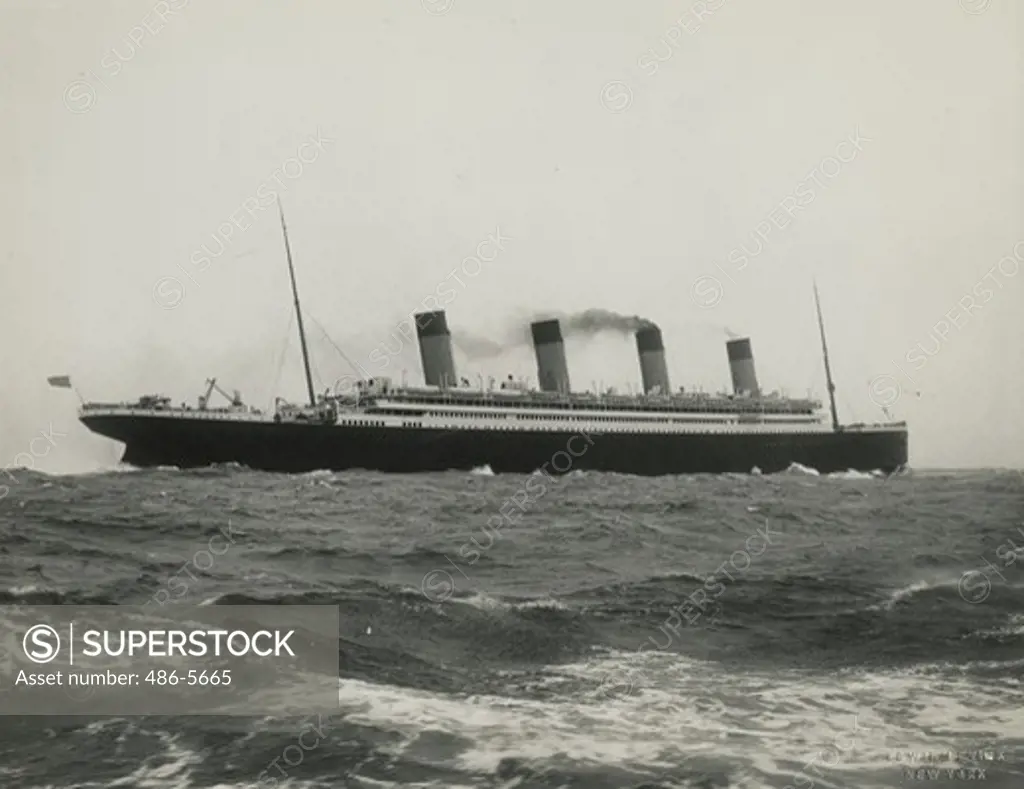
553, 309, 658, 337
450, 308, 663, 361
451, 330, 506, 359
450, 311, 742, 362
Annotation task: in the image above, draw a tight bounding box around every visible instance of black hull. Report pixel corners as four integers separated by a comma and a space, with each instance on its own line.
81, 415, 908, 475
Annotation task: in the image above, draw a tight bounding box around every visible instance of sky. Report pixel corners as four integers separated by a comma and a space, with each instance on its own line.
1, 0, 1021, 473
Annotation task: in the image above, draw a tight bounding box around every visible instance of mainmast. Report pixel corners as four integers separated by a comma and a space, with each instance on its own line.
278, 202, 317, 408
813, 279, 840, 432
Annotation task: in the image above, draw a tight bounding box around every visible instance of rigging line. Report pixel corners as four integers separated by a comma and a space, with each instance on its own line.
840, 390, 859, 425
269, 309, 294, 412
306, 312, 371, 379
296, 322, 327, 396
311, 356, 326, 396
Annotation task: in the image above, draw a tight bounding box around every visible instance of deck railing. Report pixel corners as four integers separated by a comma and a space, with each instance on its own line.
79, 405, 269, 422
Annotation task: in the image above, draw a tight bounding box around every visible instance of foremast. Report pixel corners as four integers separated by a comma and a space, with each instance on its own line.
813, 279, 840, 432
278, 201, 316, 408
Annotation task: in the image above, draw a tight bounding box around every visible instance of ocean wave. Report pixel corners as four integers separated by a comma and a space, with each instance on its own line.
2, 466, 1021, 789
263, 545, 372, 560
450, 592, 570, 614
968, 613, 1024, 640
50, 464, 162, 477
300, 468, 335, 478
211, 590, 367, 606
782, 462, 821, 476
178, 461, 252, 477
3, 583, 54, 598
867, 579, 958, 612
827, 469, 885, 480
0, 587, 122, 605
330, 653, 1019, 789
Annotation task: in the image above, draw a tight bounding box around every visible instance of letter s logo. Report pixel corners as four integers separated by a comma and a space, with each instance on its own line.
23, 624, 61, 664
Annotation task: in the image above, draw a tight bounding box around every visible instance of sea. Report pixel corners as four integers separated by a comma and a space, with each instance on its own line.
0, 465, 1021, 789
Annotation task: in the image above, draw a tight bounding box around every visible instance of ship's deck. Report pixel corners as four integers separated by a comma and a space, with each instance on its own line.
78, 402, 907, 436
345, 385, 822, 415
80, 404, 272, 422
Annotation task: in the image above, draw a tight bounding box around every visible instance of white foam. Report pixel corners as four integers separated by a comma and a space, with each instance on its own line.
453, 593, 568, 613
867, 579, 949, 612
347, 779, 476, 789
336, 651, 1020, 786
783, 462, 820, 476
105, 732, 200, 789
470, 465, 495, 476
457, 592, 507, 612
60, 464, 164, 475
512, 597, 569, 611
827, 469, 878, 480
7, 584, 44, 596
972, 613, 1024, 639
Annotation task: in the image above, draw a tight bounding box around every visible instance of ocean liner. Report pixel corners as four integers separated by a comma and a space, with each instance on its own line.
72, 210, 908, 475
